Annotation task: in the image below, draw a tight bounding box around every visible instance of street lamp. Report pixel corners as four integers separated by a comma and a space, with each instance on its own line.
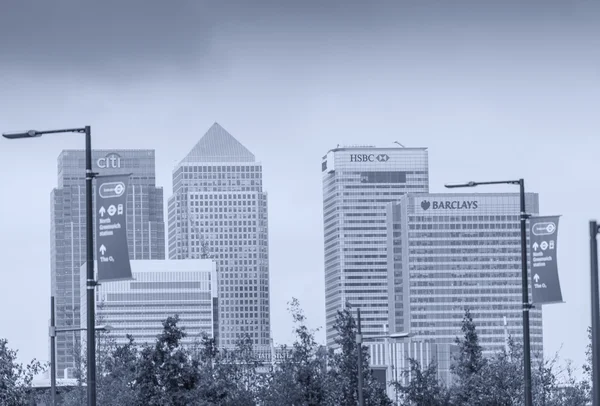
355, 308, 412, 406
444, 179, 533, 406
362, 327, 412, 403
2, 127, 98, 406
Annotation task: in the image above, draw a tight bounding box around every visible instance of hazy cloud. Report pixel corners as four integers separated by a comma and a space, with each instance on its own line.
1, 0, 595, 80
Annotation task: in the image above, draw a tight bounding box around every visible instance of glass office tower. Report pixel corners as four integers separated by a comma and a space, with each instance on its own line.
321, 146, 429, 346
387, 193, 543, 355
50, 149, 165, 377
168, 123, 270, 348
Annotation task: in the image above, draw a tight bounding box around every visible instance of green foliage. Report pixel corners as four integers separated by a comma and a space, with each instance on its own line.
325, 305, 393, 406
0, 338, 43, 406
394, 359, 451, 406
261, 298, 329, 406
6, 303, 593, 406
396, 310, 590, 406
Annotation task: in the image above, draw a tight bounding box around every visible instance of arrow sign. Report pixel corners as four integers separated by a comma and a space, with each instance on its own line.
529, 215, 563, 305
95, 174, 133, 282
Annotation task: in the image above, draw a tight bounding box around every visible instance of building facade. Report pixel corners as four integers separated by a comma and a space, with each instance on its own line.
387, 193, 543, 355
321, 146, 429, 346
50, 149, 164, 377
366, 339, 457, 400
168, 123, 270, 348
80, 260, 217, 346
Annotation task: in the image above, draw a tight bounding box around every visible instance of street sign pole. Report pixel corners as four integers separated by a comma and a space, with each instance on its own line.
85, 126, 97, 406
519, 179, 533, 406
590, 221, 600, 406
356, 308, 364, 406
50, 296, 56, 406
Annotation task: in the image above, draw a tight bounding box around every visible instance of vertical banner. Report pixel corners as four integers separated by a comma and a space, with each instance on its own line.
95, 174, 132, 282
530, 215, 563, 305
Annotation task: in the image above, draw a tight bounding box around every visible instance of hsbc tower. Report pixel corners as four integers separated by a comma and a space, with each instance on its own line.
321, 145, 429, 346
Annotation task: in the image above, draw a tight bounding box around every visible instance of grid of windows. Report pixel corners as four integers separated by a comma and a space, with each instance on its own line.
388, 193, 543, 356
168, 124, 270, 348
322, 147, 429, 346
50, 149, 165, 377
80, 260, 216, 346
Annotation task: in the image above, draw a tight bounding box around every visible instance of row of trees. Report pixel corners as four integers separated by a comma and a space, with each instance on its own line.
0, 301, 593, 405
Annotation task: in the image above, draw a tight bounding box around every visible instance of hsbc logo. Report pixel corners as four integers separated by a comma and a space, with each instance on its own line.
350, 154, 390, 163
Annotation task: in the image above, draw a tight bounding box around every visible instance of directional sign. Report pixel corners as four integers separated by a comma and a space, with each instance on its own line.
95, 174, 132, 282
529, 215, 563, 305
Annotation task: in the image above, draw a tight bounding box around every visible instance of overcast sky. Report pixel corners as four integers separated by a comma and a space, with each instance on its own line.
0, 0, 598, 375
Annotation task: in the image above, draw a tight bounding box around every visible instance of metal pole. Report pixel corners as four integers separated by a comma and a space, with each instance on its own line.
356, 308, 364, 406
50, 296, 56, 406
519, 179, 533, 406
590, 221, 600, 406
85, 126, 97, 406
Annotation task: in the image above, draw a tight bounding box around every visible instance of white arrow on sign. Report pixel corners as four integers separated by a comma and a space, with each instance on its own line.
533, 242, 539, 251
99, 245, 107, 255
534, 274, 540, 283
99, 206, 106, 217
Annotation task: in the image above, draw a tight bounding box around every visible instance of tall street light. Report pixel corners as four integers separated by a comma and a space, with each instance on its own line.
589, 222, 600, 406
2, 127, 98, 406
444, 179, 533, 406
355, 308, 411, 405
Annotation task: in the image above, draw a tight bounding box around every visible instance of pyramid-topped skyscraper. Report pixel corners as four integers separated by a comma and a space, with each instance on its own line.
168, 123, 270, 348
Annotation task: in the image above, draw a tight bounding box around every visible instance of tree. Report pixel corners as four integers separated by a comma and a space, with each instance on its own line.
0, 338, 43, 406
260, 298, 329, 406
325, 305, 392, 406
133, 315, 200, 406
394, 359, 451, 406
478, 337, 523, 406
97, 335, 138, 405
450, 309, 487, 405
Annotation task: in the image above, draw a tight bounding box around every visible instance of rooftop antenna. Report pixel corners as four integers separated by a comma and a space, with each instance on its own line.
394, 141, 405, 148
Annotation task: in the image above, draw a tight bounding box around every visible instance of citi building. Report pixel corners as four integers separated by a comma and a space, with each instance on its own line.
321, 146, 429, 345
50, 150, 165, 377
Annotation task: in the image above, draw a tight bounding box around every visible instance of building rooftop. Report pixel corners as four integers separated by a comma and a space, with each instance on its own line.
179, 122, 255, 165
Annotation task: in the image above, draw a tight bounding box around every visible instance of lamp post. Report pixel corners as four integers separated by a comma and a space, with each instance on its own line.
356, 308, 364, 406
363, 327, 412, 402
355, 309, 411, 406
3, 127, 97, 406
590, 221, 600, 406
49, 295, 111, 406
445, 179, 533, 406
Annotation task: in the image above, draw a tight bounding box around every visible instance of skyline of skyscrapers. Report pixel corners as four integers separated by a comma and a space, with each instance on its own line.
46, 129, 545, 383
321, 146, 429, 346
50, 149, 165, 377
167, 123, 271, 348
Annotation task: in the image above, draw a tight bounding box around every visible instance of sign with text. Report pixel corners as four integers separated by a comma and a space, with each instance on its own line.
95, 174, 132, 282
420, 199, 479, 211
529, 215, 563, 305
